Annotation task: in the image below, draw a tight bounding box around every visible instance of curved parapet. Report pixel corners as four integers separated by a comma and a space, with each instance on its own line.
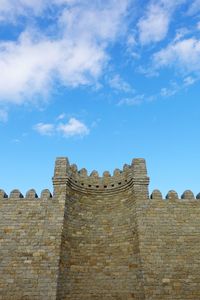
68, 167, 132, 192
53, 157, 149, 194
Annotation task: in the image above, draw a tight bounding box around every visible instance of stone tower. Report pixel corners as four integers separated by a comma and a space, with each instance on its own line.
54, 157, 149, 299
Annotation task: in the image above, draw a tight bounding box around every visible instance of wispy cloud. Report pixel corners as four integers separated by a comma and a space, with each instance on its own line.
187, 0, 200, 15
33, 122, 55, 136
153, 37, 200, 75
11, 138, 20, 143
108, 74, 133, 93
118, 94, 144, 106
173, 28, 190, 42
137, 0, 186, 45
56, 113, 66, 120
183, 76, 197, 86
33, 117, 89, 138
137, 65, 159, 77
160, 82, 179, 97
160, 75, 198, 98
126, 33, 139, 59
0, 109, 8, 122
138, 4, 170, 45
0, 0, 48, 22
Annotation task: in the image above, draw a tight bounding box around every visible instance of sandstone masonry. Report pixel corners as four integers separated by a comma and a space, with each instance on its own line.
0, 157, 200, 300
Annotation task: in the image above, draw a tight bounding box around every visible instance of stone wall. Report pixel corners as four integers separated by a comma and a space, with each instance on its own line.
0, 156, 200, 300
138, 189, 200, 300
0, 188, 66, 300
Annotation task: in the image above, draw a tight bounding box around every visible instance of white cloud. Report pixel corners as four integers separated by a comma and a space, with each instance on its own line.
33, 122, 55, 136
34, 117, 89, 137
108, 74, 132, 93
153, 38, 200, 74
59, 1, 128, 42
137, 0, 186, 45
138, 4, 170, 45
0, 32, 62, 103
0, 30, 107, 103
0, 1, 129, 104
57, 118, 89, 137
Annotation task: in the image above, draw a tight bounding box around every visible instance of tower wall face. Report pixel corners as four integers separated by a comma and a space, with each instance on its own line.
57, 187, 144, 299
0, 157, 200, 300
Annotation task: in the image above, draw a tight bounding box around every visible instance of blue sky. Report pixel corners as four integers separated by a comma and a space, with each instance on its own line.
0, 0, 200, 197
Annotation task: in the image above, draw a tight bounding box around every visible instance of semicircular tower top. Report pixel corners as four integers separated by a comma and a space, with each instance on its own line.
53, 157, 149, 194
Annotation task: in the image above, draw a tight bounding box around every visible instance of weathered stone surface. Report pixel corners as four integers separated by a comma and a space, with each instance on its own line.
0, 156, 200, 300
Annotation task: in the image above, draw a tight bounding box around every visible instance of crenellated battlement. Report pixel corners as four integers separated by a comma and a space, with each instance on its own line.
1, 155, 200, 300
0, 188, 52, 200
150, 189, 200, 201
1, 156, 199, 198
53, 157, 149, 193
1, 187, 199, 201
